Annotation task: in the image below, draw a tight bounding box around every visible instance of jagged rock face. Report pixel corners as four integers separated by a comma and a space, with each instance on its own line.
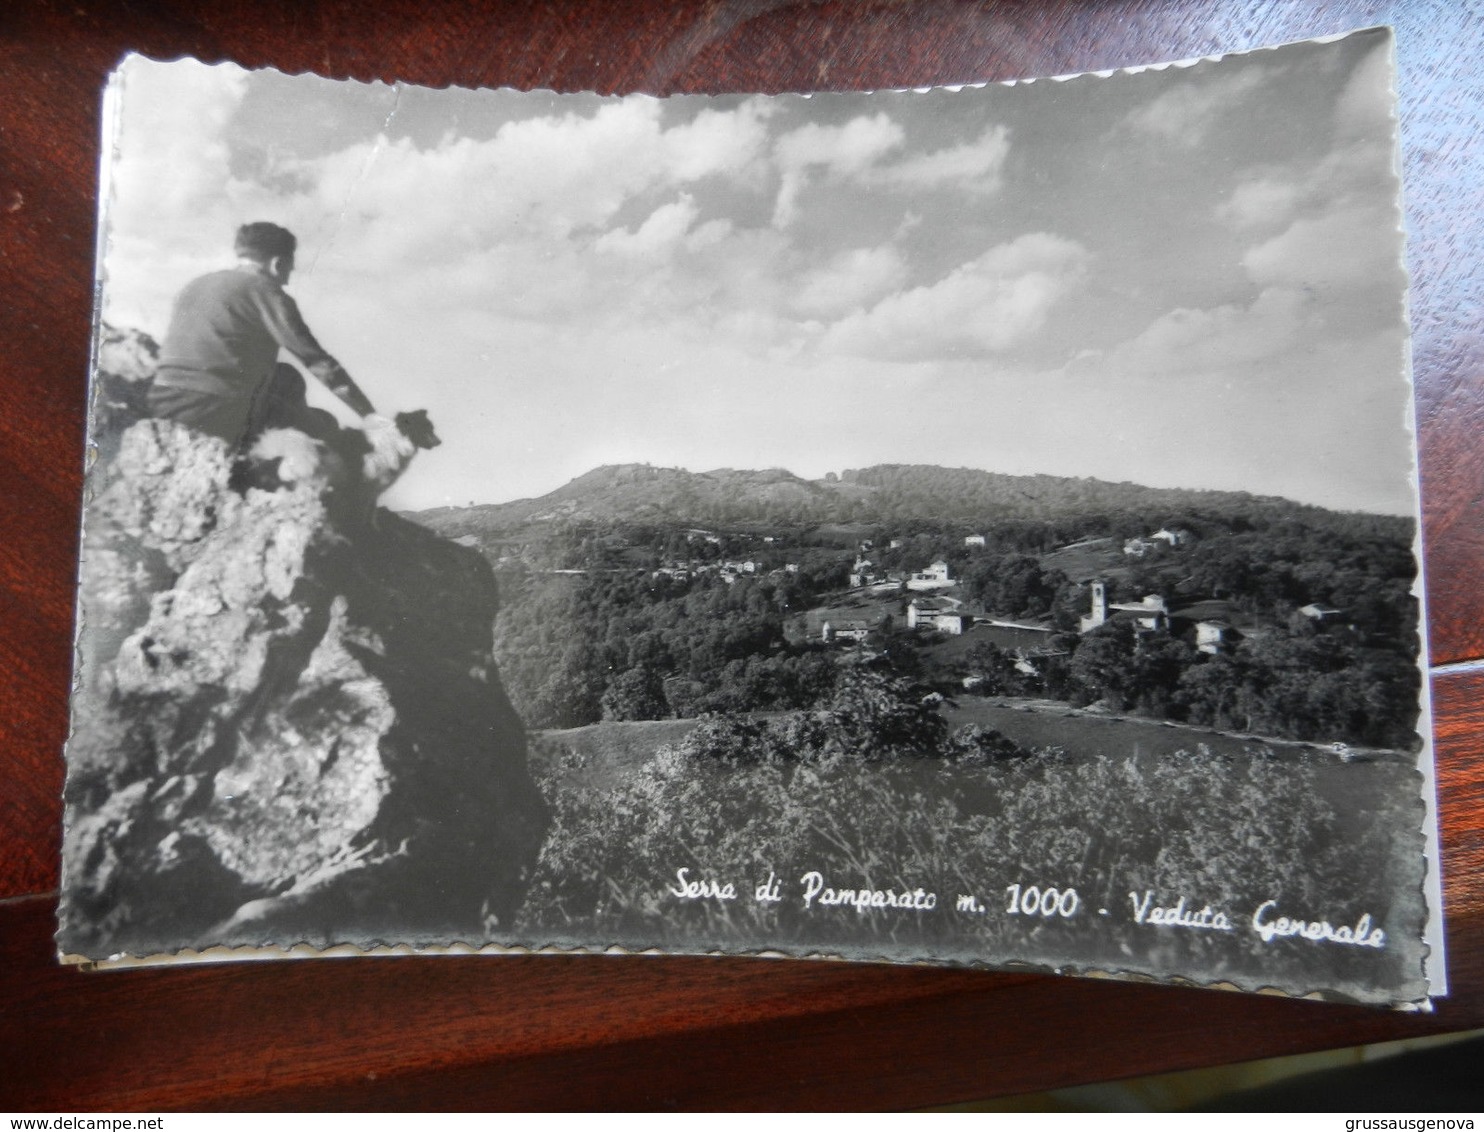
89, 324, 160, 464
61, 417, 549, 956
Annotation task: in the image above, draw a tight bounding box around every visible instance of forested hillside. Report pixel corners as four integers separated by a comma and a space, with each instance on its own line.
413, 462, 1405, 540
410, 463, 1422, 750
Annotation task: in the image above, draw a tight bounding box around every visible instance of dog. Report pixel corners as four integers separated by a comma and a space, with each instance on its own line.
243, 399, 440, 523
359, 409, 441, 495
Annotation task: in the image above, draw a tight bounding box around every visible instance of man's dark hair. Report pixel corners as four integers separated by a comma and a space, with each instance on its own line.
235, 222, 297, 264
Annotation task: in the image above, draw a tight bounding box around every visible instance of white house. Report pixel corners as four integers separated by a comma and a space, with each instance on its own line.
1123, 537, 1156, 558
1194, 620, 1231, 654
907, 598, 966, 633
907, 597, 947, 628
906, 560, 955, 592
822, 619, 872, 645
965, 535, 986, 548
930, 613, 971, 635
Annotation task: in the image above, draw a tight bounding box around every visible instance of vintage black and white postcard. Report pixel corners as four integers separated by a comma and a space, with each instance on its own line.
62, 28, 1445, 1007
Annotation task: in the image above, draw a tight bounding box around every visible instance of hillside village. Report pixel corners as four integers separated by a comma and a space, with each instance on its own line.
412, 463, 1421, 751
790, 529, 1300, 676
463, 521, 1266, 662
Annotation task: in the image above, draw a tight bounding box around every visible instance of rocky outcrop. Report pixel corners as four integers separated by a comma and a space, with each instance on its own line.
61, 400, 548, 956
88, 324, 160, 465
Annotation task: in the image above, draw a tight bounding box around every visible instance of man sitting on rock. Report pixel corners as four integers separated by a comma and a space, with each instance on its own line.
147, 221, 377, 446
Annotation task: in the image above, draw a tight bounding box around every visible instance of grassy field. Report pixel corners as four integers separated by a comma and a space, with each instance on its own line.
536, 698, 1423, 871
531, 717, 701, 789
542, 695, 1414, 777
942, 696, 1421, 819
787, 590, 900, 638
523, 696, 1428, 1004
917, 621, 1061, 664
1040, 539, 1129, 583
535, 695, 1422, 824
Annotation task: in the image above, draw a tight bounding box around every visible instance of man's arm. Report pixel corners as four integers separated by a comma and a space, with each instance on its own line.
308, 360, 376, 417
252, 282, 377, 416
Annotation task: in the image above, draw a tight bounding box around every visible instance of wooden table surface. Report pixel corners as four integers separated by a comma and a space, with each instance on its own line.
3, 0, 1483, 1111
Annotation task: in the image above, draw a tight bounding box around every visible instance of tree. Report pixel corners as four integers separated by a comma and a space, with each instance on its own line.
1176, 654, 1244, 729
1130, 634, 1196, 717
600, 665, 668, 721
1068, 622, 1137, 709
819, 668, 947, 757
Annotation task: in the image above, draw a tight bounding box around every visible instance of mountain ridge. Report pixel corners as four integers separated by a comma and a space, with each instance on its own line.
407, 460, 1391, 538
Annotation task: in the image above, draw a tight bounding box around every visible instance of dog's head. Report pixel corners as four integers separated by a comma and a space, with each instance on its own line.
395, 409, 441, 450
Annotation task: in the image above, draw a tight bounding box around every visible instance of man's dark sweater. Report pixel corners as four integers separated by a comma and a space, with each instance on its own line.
148, 266, 351, 442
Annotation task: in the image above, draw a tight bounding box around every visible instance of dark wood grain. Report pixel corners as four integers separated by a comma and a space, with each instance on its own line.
1433, 667, 1484, 989
2, 0, 1482, 1110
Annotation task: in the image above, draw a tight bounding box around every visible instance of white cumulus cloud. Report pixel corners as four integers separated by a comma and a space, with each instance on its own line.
775, 112, 906, 177
108, 57, 249, 233
1123, 65, 1269, 147
771, 116, 1010, 225
102, 57, 262, 332
1218, 42, 1396, 241
772, 113, 905, 226
1217, 177, 1305, 230
662, 98, 778, 182
867, 125, 1010, 193
1105, 286, 1312, 377
819, 232, 1089, 362
792, 244, 907, 320
595, 194, 702, 258
1243, 203, 1401, 294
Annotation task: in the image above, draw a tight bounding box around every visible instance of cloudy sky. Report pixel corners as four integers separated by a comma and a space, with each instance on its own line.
100, 29, 1415, 514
